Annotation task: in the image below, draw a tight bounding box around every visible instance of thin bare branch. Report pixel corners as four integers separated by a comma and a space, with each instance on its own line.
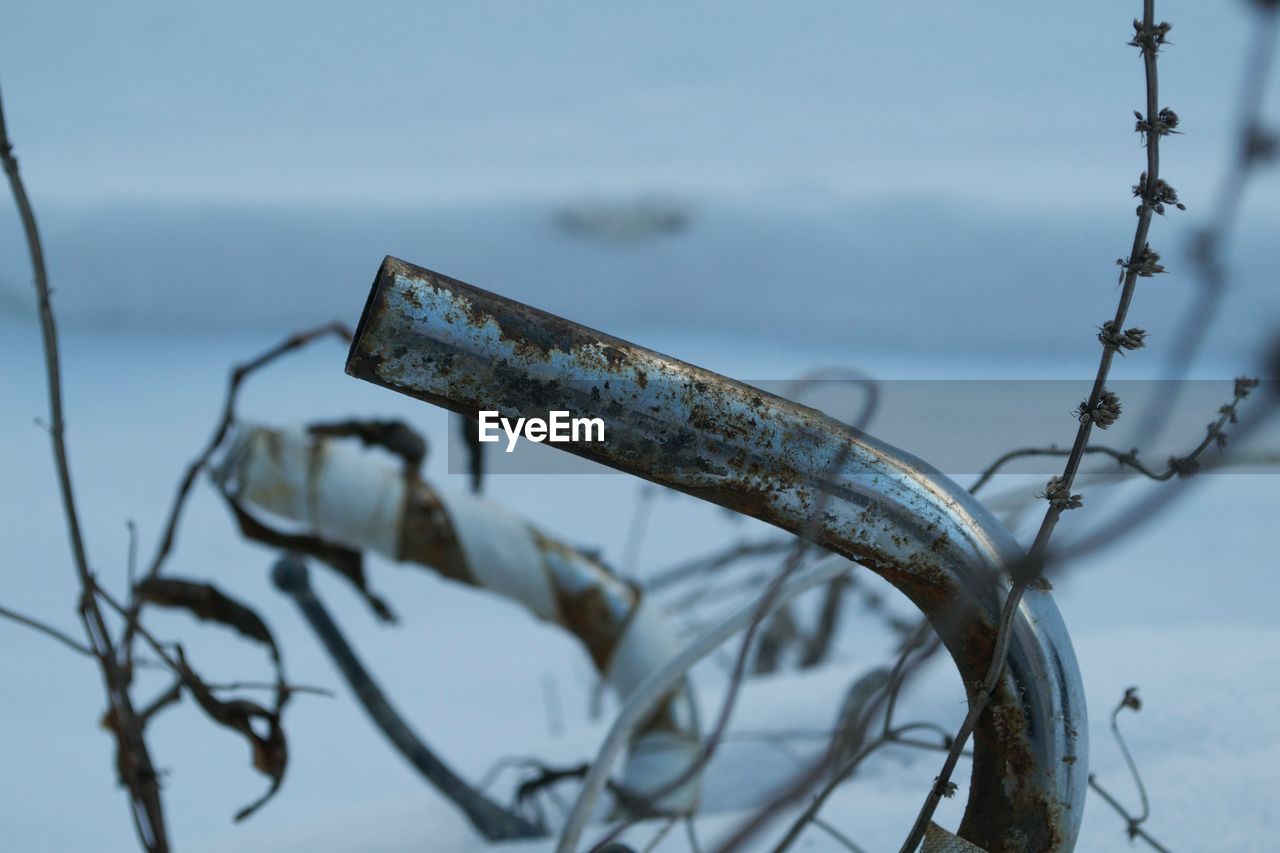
969, 376, 1262, 493
1088, 776, 1174, 853
121, 321, 353, 667
1089, 692, 1177, 853
556, 556, 854, 853
1, 85, 169, 852
898, 6, 1179, 845
798, 573, 851, 668
811, 817, 867, 853
139, 321, 353, 585
585, 440, 862, 851
0, 602, 95, 657
647, 538, 793, 591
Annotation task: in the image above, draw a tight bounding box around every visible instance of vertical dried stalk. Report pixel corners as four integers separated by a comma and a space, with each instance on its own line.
0, 88, 169, 850
899, 3, 1177, 848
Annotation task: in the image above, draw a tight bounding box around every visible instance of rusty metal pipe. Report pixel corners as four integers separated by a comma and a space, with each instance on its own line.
346, 256, 1088, 851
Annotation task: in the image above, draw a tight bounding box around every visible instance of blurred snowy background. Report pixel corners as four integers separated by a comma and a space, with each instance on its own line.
1, 1, 1278, 850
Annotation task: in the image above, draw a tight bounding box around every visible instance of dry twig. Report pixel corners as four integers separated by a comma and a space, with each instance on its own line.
1087, 688, 1175, 852
1, 85, 170, 852
897, 6, 1182, 845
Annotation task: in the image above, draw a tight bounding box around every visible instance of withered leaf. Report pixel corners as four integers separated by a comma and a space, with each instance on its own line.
219, 489, 395, 622
306, 417, 427, 475
128, 580, 293, 820
135, 578, 279, 662
173, 648, 289, 822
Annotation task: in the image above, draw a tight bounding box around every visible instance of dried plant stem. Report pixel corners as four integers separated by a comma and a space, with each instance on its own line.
710, 643, 941, 852
1031, 0, 1169, 567
1086, 688, 1173, 851
774, 726, 928, 853
584, 441, 862, 851
5, 586, 332, 706
1088, 778, 1173, 853
121, 321, 353, 666
556, 555, 853, 853
898, 4, 1173, 848
810, 816, 867, 852
0, 602, 96, 657
798, 574, 850, 668
1110, 692, 1150, 827
0, 87, 169, 852
140, 321, 353, 583
969, 377, 1261, 493
646, 538, 793, 591
1140, 5, 1280, 437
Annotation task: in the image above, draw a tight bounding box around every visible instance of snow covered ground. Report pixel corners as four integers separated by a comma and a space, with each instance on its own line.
1, 313, 1276, 851
2, 1, 1279, 850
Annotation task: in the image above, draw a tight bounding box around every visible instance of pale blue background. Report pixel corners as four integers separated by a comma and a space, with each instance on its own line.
1, 2, 1278, 851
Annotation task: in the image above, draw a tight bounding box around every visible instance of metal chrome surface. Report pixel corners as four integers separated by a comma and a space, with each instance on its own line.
346, 256, 1088, 851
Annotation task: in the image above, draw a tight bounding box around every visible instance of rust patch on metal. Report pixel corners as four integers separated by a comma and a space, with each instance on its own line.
552, 583, 620, 671
345, 257, 1087, 850
397, 481, 473, 585
530, 530, 630, 671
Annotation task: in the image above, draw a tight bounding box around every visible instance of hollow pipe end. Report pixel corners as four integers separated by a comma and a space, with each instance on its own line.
346, 255, 408, 386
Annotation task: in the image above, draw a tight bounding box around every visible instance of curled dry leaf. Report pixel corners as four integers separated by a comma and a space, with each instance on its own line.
307, 418, 427, 475
173, 648, 289, 822
134, 578, 279, 661
219, 490, 395, 622
132, 578, 294, 820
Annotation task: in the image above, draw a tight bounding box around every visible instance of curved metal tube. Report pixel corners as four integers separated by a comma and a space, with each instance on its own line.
346, 256, 1088, 851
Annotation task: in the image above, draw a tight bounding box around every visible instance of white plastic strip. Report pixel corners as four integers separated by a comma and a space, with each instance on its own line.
217, 422, 703, 815
221, 424, 405, 557
443, 490, 558, 622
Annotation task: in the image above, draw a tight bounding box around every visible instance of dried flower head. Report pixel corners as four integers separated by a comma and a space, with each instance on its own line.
1078, 389, 1122, 429
1134, 107, 1180, 137
1133, 173, 1186, 215
1168, 455, 1201, 479
1117, 243, 1166, 279
1041, 476, 1083, 511
1098, 322, 1149, 353
1129, 19, 1172, 51
1234, 376, 1260, 399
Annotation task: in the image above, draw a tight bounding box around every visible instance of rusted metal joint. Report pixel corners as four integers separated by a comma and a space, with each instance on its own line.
346, 256, 1089, 851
